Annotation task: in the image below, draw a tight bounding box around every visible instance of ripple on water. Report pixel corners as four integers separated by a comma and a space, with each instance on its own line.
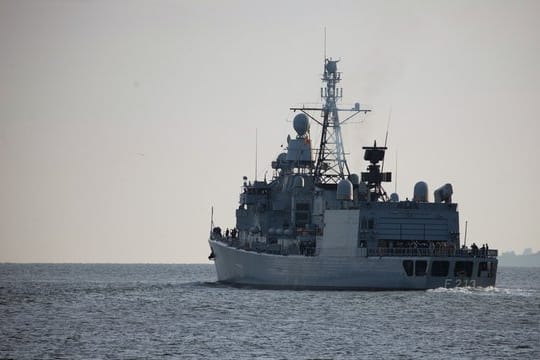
0, 265, 539, 359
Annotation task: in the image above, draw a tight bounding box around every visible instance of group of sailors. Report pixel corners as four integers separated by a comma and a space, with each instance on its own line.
375, 240, 494, 258
211, 226, 238, 240
224, 228, 237, 239
464, 242, 490, 257
386, 240, 456, 252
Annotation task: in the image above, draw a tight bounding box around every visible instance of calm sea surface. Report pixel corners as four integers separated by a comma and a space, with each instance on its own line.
1, 264, 539, 359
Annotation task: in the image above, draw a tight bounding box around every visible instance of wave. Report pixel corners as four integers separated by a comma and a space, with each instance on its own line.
428, 285, 537, 297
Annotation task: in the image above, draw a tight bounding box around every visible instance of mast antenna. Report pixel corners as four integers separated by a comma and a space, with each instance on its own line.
255, 128, 258, 181
464, 220, 468, 247
384, 107, 391, 147
324, 27, 327, 65
381, 107, 392, 173
290, 36, 371, 184
210, 206, 214, 235
394, 150, 398, 194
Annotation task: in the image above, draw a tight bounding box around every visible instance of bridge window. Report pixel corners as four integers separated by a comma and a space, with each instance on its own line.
431, 261, 449, 277
415, 260, 427, 276
402, 260, 414, 276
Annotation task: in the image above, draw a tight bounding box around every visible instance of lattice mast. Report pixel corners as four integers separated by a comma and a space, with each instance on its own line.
290, 58, 369, 185
312, 59, 349, 184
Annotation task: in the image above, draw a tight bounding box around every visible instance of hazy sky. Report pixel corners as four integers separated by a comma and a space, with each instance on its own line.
1, 0, 539, 263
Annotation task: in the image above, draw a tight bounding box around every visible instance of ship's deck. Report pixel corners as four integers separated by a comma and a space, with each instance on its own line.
368, 247, 498, 258
211, 236, 497, 258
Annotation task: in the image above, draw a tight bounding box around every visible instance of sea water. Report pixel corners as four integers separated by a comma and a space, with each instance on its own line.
1, 264, 539, 359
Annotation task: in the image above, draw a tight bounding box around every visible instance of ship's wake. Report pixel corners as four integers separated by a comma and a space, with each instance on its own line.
428, 286, 536, 297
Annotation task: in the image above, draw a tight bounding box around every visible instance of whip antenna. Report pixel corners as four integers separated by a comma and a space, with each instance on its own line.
324, 27, 327, 62
394, 151, 398, 194
381, 107, 392, 173
255, 128, 258, 181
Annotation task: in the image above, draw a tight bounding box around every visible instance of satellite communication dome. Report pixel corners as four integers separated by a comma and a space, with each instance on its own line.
337, 179, 353, 201
293, 113, 310, 136
413, 181, 429, 202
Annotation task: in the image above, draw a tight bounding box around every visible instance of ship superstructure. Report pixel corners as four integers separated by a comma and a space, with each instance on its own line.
208, 58, 497, 290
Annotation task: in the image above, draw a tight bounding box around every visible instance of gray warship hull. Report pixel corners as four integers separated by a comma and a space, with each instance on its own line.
207, 57, 498, 289
210, 240, 497, 290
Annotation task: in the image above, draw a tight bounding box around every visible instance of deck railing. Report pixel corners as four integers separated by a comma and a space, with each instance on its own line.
211, 235, 316, 256
211, 235, 497, 258
367, 247, 498, 258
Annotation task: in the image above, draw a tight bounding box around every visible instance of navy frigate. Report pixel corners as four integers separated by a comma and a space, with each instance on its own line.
208, 58, 498, 290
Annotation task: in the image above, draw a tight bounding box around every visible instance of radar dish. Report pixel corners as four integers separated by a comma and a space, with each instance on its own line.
293, 113, 310, 136
326, 60, 338, 74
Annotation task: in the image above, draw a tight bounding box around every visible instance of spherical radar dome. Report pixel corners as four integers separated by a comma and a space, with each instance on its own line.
293, 113, 310, 136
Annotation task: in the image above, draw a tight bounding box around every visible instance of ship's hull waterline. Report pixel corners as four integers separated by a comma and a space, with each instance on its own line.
209, 240, 497, 290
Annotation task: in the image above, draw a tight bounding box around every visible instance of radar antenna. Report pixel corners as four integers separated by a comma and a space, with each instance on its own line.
290, 58, 370, 184
361, 141, 392, 201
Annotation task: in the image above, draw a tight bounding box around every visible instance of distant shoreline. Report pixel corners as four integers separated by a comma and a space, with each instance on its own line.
498, 252, 540, 268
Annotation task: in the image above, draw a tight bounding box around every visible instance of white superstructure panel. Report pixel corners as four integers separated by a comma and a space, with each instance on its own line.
318, 209, 359, 257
